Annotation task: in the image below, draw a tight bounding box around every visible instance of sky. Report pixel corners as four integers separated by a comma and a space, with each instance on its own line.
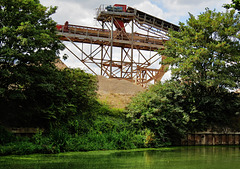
39, 0, 231, 81
40, 0, 231, 26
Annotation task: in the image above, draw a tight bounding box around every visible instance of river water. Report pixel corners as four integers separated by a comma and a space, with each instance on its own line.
1, 146, 240, 169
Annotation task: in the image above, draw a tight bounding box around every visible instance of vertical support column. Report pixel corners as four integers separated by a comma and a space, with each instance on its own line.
101, 22, 104, 76
81, 43, 83, 60
90, 41, 92, 57
100, 44, 103, 75
131, 20, 134, 79
121, 47, 123, 78
110, 16, 114, 78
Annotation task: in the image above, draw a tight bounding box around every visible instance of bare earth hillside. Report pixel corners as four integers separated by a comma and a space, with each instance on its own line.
97, 76, 144, 109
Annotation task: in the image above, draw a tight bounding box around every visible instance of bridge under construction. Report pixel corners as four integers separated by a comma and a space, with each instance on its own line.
57, 4, 179, 87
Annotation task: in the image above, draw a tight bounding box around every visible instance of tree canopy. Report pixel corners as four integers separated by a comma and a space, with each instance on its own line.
159, 8, 240, 130
0, 0, 63, 126
127, 78, 240, 146
160, 9, 240, 90
0, 0, 99, 127
224, 0, 240, 11
127, 80, 196, 146
127, 8, 240, 146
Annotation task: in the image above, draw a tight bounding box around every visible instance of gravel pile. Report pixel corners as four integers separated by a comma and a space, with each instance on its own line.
97, 76, 144, 94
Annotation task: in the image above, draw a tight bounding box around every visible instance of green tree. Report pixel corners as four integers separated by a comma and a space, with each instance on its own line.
0, 0, 63, 127
224, 0, 240, 11
160, 9, 240, 90
49, 68, 98, 126
127, 9, 240, 147
158, 9, 240, 131
127, 80, 240, 146
127, 80, 196, 146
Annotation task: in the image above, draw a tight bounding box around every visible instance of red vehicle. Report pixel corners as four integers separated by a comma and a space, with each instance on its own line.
56, 21, 69, 32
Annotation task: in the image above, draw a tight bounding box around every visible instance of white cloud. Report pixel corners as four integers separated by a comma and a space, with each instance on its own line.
40, 0, 95, 26
40, 0, 233, 82
41, 0, 232, 26
156, 0, 232, 23
132, 0, 165, 19
40, 0, 232, 28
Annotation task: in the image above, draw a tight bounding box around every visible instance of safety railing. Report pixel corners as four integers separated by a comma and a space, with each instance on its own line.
57, 23, 164, 46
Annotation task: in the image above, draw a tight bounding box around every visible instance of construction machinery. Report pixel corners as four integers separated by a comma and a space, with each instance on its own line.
57, 4, 179, 87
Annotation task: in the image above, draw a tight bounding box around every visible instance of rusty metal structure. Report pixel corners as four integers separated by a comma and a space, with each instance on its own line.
182, 132, 240, 145
57, 4, 179, 87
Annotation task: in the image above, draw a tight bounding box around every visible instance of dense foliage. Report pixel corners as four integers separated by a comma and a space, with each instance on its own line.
0, 0, 145, 156
127, 80, 191, 146
224, 0, 240, 11
160, 9, 239, 90
158, 8, 240, 131
0, 106, 145, 155
127, 9, 240, 146
127, 80, 240, 146
47, 68, 98, 126
0, 0, 63, 127
1, 0, 239, 155
0, 0, 100, 128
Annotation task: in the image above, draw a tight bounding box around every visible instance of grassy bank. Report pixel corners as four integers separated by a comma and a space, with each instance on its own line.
0, 104, 146, 156
0, 130, 144, 156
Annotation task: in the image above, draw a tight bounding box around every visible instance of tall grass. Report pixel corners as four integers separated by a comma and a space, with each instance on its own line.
66, 129, 144, 151
0, 103, 145, 156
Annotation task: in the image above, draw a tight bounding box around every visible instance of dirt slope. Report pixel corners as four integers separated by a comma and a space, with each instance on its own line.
97, 76, 144, 109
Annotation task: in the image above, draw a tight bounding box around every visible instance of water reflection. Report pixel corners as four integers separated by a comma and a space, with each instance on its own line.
1, 146, 240, 169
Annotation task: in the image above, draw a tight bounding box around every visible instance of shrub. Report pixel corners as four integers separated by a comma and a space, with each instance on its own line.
49, 126, 70, 152
66, 129, 144, 151
0, 141, 41, 155
127, 80, 193, 146
0, 126, 15, 145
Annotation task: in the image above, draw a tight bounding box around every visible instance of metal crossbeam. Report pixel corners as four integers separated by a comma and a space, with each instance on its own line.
57, 4, 178, 87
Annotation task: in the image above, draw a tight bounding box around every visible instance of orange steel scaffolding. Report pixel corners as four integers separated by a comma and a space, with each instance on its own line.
57, 4, 179, 87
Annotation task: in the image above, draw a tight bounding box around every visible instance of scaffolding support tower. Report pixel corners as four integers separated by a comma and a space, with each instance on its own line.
57, 4, 179, 87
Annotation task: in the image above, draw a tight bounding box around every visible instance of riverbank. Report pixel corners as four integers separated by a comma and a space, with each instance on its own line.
0, 105, 146, 156
0, 124, 145, 156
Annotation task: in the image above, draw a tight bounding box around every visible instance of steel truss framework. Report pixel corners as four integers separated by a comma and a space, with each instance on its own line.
57, 5, 179, 87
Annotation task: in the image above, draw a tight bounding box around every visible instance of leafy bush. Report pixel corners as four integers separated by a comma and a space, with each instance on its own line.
0, 126, 15, 145
31, 129, 46, 145
127, 80, 199, 146
66, 129, 144, 151
49, 126, 70, 152
127, 79, 240, 146
67, 118, 93, 135
0, 141, 40, 155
